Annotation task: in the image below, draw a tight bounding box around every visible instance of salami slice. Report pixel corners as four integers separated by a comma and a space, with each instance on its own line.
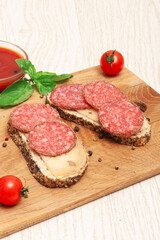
28, 121, 76, 156
50, 84, 91, 110
98, 99, 144, 136
83, 81, 126, 109
10, 104, 60, 133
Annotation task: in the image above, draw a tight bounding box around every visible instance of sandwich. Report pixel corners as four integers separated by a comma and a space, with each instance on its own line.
8, 103, 88, 188
46, 81, 151, 147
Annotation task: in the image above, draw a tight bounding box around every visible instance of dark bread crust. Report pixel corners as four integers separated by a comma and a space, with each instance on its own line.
112, 132, 151, 147
46, 97, 151, 147
8, 121, 88, 188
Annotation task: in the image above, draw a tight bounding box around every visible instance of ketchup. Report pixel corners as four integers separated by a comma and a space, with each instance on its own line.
0, 47, 25, 91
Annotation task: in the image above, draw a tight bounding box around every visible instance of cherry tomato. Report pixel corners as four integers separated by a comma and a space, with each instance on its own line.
100, 50, 124, 76
0, 175, 28, 206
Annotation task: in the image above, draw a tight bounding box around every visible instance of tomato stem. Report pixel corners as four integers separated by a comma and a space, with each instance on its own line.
20, 186, 29, 198
105, 49, 116, 68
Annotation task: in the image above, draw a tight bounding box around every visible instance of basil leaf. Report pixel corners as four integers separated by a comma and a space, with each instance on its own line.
15, 59, 36, 78
35, 78, 56, 96
34, 71, 56, 79
0, 80, 34, 107
52, 74, 73, 82
35, 72, 73, 82
34, 73, 72, 95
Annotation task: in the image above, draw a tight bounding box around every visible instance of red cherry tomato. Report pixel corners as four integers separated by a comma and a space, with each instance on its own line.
100, 50, 124, 76
0, 175, 28, 206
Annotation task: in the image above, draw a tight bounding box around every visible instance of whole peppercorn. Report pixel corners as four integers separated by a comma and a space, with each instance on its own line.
98, 158, 102, 162
2, 142, 7, 147
74, 126, 79, 132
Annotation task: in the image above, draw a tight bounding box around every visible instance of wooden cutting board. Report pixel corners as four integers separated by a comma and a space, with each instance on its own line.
0, 66, 160, 238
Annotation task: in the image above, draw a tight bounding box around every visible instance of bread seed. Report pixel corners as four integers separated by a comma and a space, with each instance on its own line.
93, 137, 98, 141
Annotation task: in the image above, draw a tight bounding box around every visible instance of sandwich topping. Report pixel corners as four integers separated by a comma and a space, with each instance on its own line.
83, 81, 126, 109
50, 84, 91, 110
98, 99, 144, 136
48, 81, 150, 147
28, 121, 77, 157
10, 103, 60, 133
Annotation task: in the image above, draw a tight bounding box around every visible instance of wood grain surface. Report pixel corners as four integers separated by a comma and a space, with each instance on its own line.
0, 0, 160, 240
0, 66, 160, 239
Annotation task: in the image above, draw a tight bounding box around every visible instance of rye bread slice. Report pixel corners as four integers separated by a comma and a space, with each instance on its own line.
46, 94, 151, 147
8, 121, 88, 188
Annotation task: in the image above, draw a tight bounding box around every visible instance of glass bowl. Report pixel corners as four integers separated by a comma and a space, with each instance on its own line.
0, 40, 28, 92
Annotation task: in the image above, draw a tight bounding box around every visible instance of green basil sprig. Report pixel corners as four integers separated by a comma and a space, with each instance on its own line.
0, 59, 73, 108
0, 80, 34, 107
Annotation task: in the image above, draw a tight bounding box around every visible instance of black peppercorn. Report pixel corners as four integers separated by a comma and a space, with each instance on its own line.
74, 126, 79, 132
2, 142, 7, 147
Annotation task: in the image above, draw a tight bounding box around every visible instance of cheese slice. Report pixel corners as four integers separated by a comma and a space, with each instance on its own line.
63, 109, 150, 139
42, 139, 86, 177
77, 109, 99, 122
130, 117, 150, 138
63, 109, 100, 127
20, 133, 87, 179
76, 109, 150, 138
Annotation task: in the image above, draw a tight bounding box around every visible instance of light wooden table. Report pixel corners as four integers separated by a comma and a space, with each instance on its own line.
1, 0, 160, 239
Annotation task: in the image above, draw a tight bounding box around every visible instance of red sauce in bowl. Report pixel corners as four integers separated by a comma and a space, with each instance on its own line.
0, 41, 28, 92
0, 47, 23, 79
